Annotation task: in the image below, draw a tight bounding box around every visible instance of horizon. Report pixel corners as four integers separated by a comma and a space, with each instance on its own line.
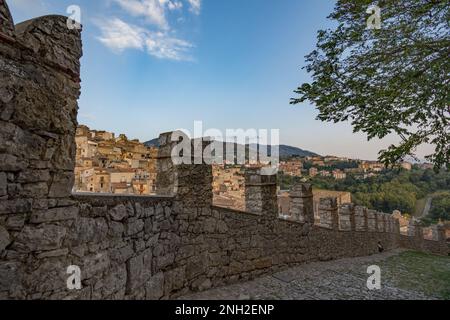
80, 123, 429, 163
8, 0, 435, 161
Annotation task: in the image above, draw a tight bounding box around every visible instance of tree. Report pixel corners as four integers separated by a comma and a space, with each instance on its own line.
291, 0, 449, 169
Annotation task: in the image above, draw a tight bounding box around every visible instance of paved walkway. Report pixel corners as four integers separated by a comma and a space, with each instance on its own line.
180, 249, 439, 300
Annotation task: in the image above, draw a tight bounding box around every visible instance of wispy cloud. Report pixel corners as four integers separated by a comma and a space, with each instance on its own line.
187, 0, 201, 15
96, 0, 200, 61
113, 0, 169, 30
96, 18, 193, 61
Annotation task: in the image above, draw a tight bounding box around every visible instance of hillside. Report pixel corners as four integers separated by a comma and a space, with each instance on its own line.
144, 138, 319, 158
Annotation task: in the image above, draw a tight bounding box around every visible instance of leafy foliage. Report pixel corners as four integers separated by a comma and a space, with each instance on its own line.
292, 0, 450, 169
423, 193, 450, 224
308, 167, 450, 214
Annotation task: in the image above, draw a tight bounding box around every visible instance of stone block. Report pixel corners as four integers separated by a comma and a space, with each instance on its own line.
21, 182, 48, 198
0, 154, 26, 171
82, 252, 110, 279
157, 253, 175, 270
126, 219, 144, 236
109, 244, 134, 264
36, 248, 69, 259
48, 171, 74, 198
0, 172, 6, 196
163, 267, 185, 296
0, 262, 21, 292
14, 224, 66, 252
6, 214, 25, 230
109, 204, 127, 221
22, 258, 68, 293
108, 221, 124, 238
17, 169, 50, 183
0, 225, 11, 252
30, 206, 79, 223
100, 265, 127, 298
126, 248, 153, 293
91, 206, 107, 217
145, 272, 164, 300
67, 217, 108, 245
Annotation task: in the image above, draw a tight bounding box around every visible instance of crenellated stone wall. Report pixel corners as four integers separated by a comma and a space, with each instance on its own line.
0, 1, 447, 300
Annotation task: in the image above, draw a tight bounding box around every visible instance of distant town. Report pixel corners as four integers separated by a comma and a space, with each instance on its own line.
74, 125, 439, 219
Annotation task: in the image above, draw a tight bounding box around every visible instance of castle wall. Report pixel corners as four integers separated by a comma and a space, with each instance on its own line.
0, 1, 447, 300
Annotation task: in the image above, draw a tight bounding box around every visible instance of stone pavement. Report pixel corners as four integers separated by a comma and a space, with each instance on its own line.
180, 249, 438, 300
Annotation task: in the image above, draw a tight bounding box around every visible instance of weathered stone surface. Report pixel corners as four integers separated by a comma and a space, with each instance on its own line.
0, 262, 21, 292
126, 248, 152, 293
92, 206, 107, 217
191, 277, 212, 292
0, 0, 15, 37
67, 217, 108, 245
100, 265, 127, 298
36, 248, 69, 259
0, 225, 11, 252
17, 170, 50, 183
164, 267, 186, 295
48, 171, 74, 198
0, 154, 26, 171
109, 204, 127, 221
82, 252, 110, 279
126, 218, 144, 236
156, 253, 175, 270
6, 214, 25, 230
21, 182, 48, 198
23, 258, 68, 293
108, 221, 124, 238
14, 225, 66, 252
0, 172, 6, 196
109, 244, 133, 264
0, 199, 32, 215
30, 206, 79, 223
145, 272, 164, 300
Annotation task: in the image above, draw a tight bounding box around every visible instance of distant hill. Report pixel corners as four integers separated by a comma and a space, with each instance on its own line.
277, 144, 319, 158
144, 138, 160, 148
144, 138, 319, 159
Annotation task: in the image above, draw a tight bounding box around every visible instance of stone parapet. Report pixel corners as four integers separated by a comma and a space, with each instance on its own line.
289, 183, 314, 224
338, 203, 354, 231
244, 168, 277, 217
317, 197, 338, 230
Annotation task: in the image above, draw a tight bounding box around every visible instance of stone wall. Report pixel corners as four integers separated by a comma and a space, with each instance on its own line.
0, 1, 447, 300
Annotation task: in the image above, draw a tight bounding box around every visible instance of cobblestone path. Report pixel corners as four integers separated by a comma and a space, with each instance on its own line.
180, 249, 449, 300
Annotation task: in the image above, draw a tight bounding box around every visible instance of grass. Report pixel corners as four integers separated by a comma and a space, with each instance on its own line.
380, 251, 450, 299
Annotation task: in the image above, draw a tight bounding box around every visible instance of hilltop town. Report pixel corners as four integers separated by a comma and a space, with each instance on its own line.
75, 125, 416, 197
74, 125, 438, 224
74, 125, 159, 195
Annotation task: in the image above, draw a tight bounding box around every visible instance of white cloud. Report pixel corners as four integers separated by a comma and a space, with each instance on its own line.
97, 0, 200, 61
96, 18, 192, 61
144, 31, 192, 61
97, 18, 145, 52
187, 0, 201, 15
113, 0, 186, 30
168, 1, 183, 11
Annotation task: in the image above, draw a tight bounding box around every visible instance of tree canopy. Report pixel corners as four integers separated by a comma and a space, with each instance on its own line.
291, 0, 449, 169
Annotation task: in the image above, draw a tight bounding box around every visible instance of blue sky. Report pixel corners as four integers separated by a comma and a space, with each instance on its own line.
7, 0, 433, 160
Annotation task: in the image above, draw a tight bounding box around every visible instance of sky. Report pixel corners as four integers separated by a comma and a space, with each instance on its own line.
7, 0, 433, 161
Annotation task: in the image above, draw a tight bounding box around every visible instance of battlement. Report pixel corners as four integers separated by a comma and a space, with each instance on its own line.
0, 1, 447, 300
